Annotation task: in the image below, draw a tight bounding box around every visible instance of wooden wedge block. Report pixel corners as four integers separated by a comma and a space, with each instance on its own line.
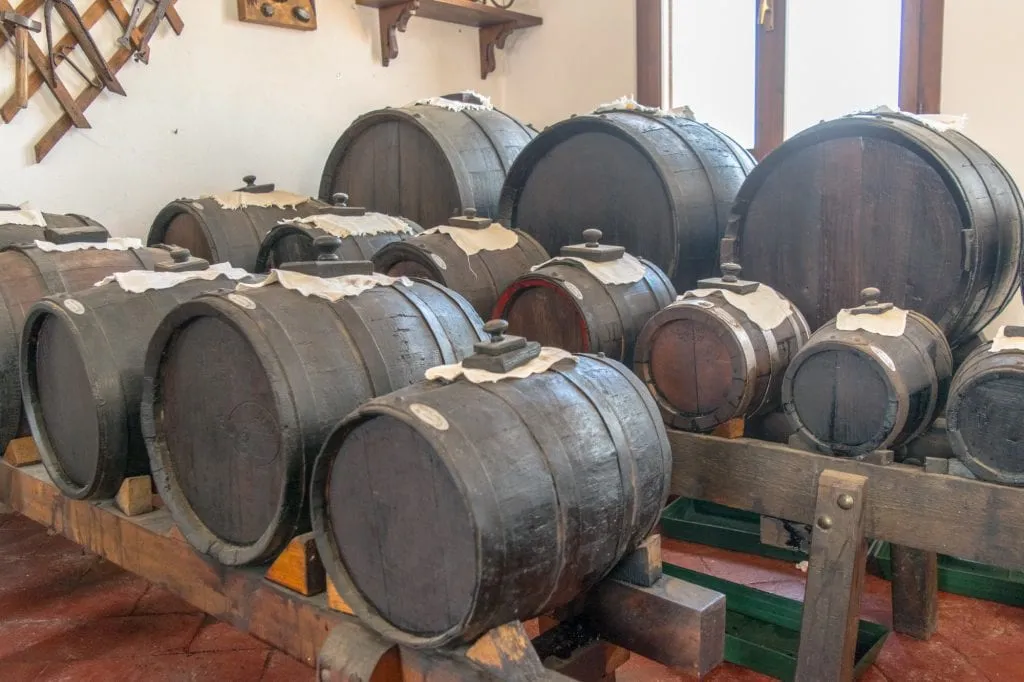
4, 438, 40, 467
266, 532, 326, 596
115, 476, 153, 517
712, 417, 745, 439
327, 578, 354, 615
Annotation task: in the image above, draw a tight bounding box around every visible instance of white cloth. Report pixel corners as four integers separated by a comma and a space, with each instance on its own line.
860, 105, 968, 133
414, 91, 493, 112
0, 203, 46, 227
236, 269, 412, 302
93, 262, 251, 293
836, 307, 909, 337
533, 254, 647, 286
422, 223, 519, 255
425, 347, 576, 384
283, 213, 414, 238
991, 326, 1024, 353
591, 95, 693, 119
34, 237, 143, 252
684, 284, 793, 330
204, 190, 311, 210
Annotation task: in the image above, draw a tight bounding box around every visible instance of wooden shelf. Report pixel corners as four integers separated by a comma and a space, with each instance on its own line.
355, 0, 542, 78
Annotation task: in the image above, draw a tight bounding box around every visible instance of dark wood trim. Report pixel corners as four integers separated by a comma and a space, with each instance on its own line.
754, 0, 785, 160
636, 0, 663, 107
899, 0, 944, 113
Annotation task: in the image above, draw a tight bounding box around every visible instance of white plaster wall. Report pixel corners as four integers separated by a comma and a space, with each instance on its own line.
0, 0, 510, 236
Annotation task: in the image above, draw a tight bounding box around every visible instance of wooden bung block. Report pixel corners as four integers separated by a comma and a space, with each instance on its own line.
265, 532, 326, 597
3, 438, 40, 467
115, 476, 153, 517
327, 578, 354, 615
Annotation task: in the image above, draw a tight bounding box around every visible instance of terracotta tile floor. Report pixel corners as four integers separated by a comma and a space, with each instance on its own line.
3, 509, 1024, 681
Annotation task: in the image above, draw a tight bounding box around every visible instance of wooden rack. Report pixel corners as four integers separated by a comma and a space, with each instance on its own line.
355, 0, 541, 79
0, 0, 183, 162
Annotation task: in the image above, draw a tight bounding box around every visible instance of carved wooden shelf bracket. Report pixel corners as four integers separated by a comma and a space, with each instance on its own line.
479, 20, 515, 79
379, 0, 418, 66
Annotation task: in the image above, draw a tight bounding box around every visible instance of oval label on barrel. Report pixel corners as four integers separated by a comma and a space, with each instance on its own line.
410, 403, 449, 431
430, 253, 447, 271
227, 293, 257, 310
563, 282, 584, 300
64, 299, 85, 315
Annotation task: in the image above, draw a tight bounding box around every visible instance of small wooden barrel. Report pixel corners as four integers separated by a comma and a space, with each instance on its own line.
0, 241, 181, 453
635, 263, 811, 432
311, 321, 670, 647
320, 93, 536, 229
782, 288, 953, 457
0, 205, 108, 248
499, 109, 754, 290
947, 326, 1024, 485
724, 111, 1024, 348
147, 175, 330, 271
21, 254, 249, 501
373, 209, 549, 318
254, 194, 421, 272
142, 250, 486, 566
494, 229, 675, 363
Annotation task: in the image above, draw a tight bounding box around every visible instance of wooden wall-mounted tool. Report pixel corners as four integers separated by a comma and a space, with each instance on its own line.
237, 0, 317, 31
0, 10, 41, 109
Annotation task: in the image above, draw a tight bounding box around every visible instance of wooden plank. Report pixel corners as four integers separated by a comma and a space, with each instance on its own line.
635, 0, 662, 107
356, 0, 541, 28
668, 430, 1024, 570
794, 471, 867, 682
891, 545, 939, 639
754, 0, 786, 159
0, 461, 343, 666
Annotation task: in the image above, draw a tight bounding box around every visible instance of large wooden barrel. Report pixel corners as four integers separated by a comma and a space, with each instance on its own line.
0, 240, 181, 452
494, 229, 675, 363
0, 205, 108, 247
147, 176, 331, 271
782, 288, 953, 457
499, 109, 755, 291
22, 261, 250, 501
311, 321, 670, 647
254, 194, 421, 272
141, 260, 487, 566
373, 209, 548, 318
635, 263, 811, 432
947, 326, 1024, 485
320, 93, 536, 229
724, 111, 1024, 348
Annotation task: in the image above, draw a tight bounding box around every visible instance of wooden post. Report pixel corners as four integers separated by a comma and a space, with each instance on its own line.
794, 470, 868, 682
890, 545, 939, 639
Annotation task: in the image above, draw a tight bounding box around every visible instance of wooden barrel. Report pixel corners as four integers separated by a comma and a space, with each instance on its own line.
373, 209, 549, 318
724, 111, 1024, 348
947, 326, 1024, 485
320, 93, 536, 229
147, 176, 331, 271
0, 241, 181, 453
782, 288, 953, 457
498, 109, 755, 290
21, 259, 249, 501
635, 263, 811, 432
0, 205, 108, 247
254, 194, 421, 272
311, 321, 670, 647
141, 260, 487, 566
494, 229, 675, 363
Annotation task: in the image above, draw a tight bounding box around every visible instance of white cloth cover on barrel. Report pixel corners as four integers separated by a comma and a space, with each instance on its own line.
283, 213, 414, 238
421, 223, 519, 255
532, 253, 647, 286
860, 105, 968, 133
425, 347, 576, 384
0, 204, 46, 227
836, 306, 909, 337
684, 284, 793, 330
990, 326, 1024, 353
414, 91, 493, 112
33, 237, 144, 252
204, 191, 311, 210
236, 269, 412, 302
590, 95, 694, 119
92, 262, 251, 293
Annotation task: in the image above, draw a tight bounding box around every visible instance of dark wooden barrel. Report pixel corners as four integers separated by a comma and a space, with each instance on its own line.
311, 321, 670, 647
0, 241, 181, 453
724, 111, 1024, 348
635, 263, 811, 432
320, 93, 536, 229
147, 176, 331, 271
0, 206, 108, 247
782, 288, 953, 457
493, 229, 675, 363
499, 110, 755, 291
254, 195, 421, 272
947, 326, 1024, 485
372, 209, 548, 318
21, 259, 249, 501
141, 259, 487, 566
